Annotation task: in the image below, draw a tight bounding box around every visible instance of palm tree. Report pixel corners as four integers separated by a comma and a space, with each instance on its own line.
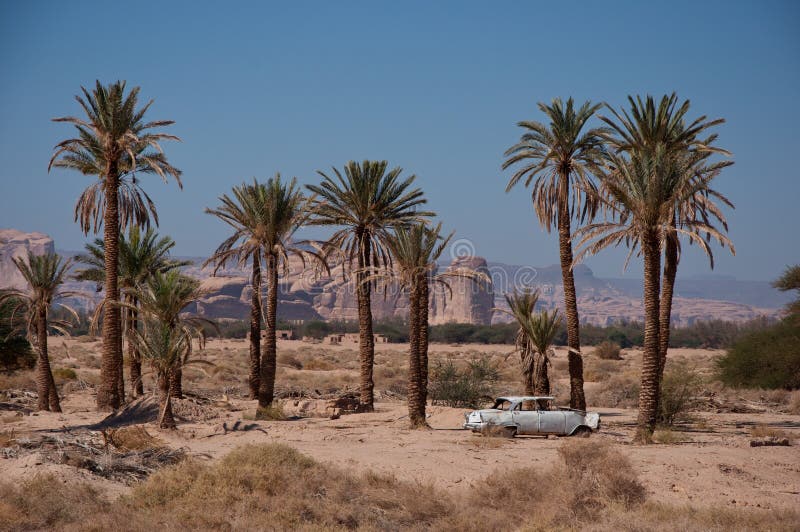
129, 319, 189, 428
75, 227, 188, 398
520, 308, 562, 396
372, 222, 483, 427
502, 97, 607, 411
0, 252, 77, 412
773, 265, 800, 319
498, 290, 561, 395
499, 290, 540, 395
255, 175, 322, 410
128, 271, 214, 405
575, 147, 726, 441
49, 80, 182, 411
307, 160, 434, 411
205, 180, 269, 399
599, 94, 733, 397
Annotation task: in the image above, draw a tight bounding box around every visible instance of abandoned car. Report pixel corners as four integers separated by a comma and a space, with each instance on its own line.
463, 396, 600, 437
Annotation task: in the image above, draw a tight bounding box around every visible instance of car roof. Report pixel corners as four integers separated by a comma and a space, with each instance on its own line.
496, 396, 555, 402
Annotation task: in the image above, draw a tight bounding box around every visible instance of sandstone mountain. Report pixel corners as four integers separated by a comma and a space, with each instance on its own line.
0, 229, 790, 326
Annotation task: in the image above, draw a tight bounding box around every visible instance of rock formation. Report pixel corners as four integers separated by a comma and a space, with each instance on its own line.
0, 229, 55, 290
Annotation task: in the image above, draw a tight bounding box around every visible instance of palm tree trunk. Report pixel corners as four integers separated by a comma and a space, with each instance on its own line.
523, 349, 535, 396
169, 366, 183, 399
48, 369, 60, 412
407, 277, 425, 427
128, 296, 143, 397
657, 225, 678, 386
258, 254, 278, 408
356, 232, 375, 411
534, 355, 550, 395
557, 182, 585, 411
98, 165, 122, 411
157, 372, 176, 429
248, 251, 262, 399
35, 307, 56, 411
636, 230, 662, 443
418, 275, 429, 410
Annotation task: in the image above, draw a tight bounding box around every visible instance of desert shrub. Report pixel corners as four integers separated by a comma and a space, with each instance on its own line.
429, 355, 499, 408
428, 323, 517, 344
299, 320, 331, 339
303, 358, 335, 371
557, 440, 646, 512
717, 320, 800, 389
277, 352, 303, 369
255, 403, 287, 421
595, 341, 622, 360
52, 367, 77, 382
0, 300, 35, 372
658, 363, 703, 426
587, 374, 639, 408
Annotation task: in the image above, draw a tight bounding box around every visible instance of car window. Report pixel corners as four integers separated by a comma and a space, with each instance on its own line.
536, 399, 553, 411
492, 399, 512, 411
518, 400, 538, 411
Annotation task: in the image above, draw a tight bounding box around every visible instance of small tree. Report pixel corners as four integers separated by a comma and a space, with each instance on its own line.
0, 252, 77, 411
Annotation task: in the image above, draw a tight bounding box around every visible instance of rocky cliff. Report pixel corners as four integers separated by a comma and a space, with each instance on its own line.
0, 229, 55, 290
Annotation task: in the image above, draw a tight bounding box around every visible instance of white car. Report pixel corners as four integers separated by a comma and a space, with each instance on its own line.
463, 396, 600, 437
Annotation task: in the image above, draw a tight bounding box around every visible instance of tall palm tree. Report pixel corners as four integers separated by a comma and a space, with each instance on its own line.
575, 147, 726, 441
128, 270, 214, 406
307, 160, 434, 411
599, 94, 733, 397
0, 252, 77, 412
75, 227, 188, 397
503, 97, 607, 411
255, 175, 323, 410
205, 180, 269, 399
49, 80, 182, 411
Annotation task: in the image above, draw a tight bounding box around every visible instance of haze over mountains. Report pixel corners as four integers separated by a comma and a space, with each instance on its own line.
0, 229, 789, 327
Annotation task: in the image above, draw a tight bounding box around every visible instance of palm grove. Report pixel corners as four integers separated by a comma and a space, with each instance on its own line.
3, 81, 737, 441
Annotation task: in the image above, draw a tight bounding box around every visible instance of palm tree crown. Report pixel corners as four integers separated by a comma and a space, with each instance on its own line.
49, 80, 182, 234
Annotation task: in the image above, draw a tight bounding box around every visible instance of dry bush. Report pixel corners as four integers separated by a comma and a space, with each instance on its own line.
789, 391, 800, 415
303, 358, 335, 371
652, 428, 690, 444
104, 426, 164, 451
277, 352, 303, 369
595, 341, 623, 360
658, 363, 703, 425
254, 403, 287, 421
0, 442, 798, 531
0, 371, 36, 392
587, 374, 640, 408
750, 424, 797, 442
52, 367, 78, 383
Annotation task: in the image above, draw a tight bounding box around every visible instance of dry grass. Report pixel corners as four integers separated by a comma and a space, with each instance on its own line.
750, 424, 797, 442
0, 441, 796, 531
594, 340, 623, 360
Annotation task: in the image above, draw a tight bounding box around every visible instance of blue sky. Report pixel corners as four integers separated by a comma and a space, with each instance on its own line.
1, 1, 798, 281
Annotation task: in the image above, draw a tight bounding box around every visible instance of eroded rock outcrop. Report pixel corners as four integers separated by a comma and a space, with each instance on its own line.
0, 229, 55, 289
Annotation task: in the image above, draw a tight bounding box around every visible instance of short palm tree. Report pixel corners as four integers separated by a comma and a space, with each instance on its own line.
49, 80, 182, 411
129, 319, 189, 428
75, 227, 188, 397
372, 222, 484, 427
599, 94, 733, 406
0, 252, 77, 411
519, 307, 562, 396
307, 160, 434, 411
502, 97, 607, 411
499, 290, 540, 395
575, 147, 726, 441
773, 265, 800, 320
205, 180, 269, 400
129, 271, 214, 401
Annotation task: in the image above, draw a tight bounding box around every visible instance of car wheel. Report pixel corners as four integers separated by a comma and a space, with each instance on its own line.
502, 426, 517, 438
572, 426, 592, 438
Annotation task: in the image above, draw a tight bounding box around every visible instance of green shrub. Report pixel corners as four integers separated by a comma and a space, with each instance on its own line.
0, 300, 36, 372
430, 355, 499, 408
658, 363, 703, 426
52, 367, 78, 381
595, 341, 622, 360
716, 320, 800, 389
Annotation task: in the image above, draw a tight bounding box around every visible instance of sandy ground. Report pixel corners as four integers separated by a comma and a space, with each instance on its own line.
0, 338, 798, 514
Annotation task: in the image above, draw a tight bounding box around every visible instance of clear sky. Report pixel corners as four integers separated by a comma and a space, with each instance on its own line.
1, 1, 798, 281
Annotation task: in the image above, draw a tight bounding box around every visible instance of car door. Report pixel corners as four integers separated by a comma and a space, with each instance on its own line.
538, 409, 567, 434
511, 401, 540, 434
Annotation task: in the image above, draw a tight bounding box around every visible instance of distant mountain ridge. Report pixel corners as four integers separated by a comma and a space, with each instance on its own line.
0, 224, 778, 326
